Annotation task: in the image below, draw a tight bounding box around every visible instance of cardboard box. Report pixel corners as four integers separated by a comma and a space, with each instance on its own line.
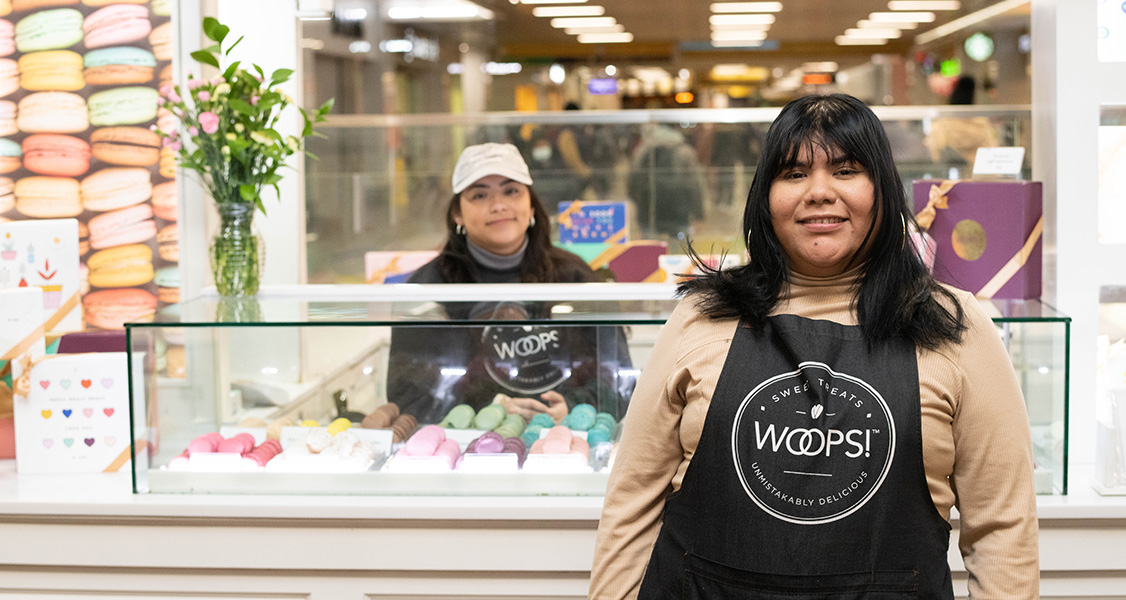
913, 180, 1043, 299
558, 200, 628, 244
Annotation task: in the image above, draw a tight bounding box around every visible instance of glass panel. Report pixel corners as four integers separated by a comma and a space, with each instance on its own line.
305, 106, 1032, 284
1099, 0, 1126, 63
1095, 286, 1126, 494
1099, 106, 1126, 243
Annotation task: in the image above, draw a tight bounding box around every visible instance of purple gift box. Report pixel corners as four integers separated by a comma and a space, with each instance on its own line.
912, 180, 1043, 299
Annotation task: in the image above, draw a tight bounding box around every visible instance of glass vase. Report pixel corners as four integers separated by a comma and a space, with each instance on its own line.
210, 203, 264, 297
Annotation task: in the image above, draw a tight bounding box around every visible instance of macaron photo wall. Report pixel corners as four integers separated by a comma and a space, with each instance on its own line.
0, 1, 178, 347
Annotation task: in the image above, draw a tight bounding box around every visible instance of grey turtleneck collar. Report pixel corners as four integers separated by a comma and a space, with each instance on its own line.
467, 236, 528, 272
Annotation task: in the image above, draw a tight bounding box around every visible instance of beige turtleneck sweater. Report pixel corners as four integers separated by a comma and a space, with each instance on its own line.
590, 270, 1039, 600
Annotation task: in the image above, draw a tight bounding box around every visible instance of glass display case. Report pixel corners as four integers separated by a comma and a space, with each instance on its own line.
125, 289, 1069, 496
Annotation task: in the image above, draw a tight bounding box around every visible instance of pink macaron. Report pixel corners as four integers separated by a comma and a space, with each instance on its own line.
0, 58, 16, 98
22, 134, 91, 177
82, 4, 151, 49
80, 166, 152, 211
87, 201, 156, 249
0, 100, 15, 136
0, 19, 13, 58
151, 180, 176, 221
82, 287, 158, 330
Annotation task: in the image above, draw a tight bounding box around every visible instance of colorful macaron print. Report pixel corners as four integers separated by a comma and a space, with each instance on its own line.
80, 166, 152, 211
18, 91, 88, 133
87, 201, 155, 249
15, 9, 84, 53
0, 137, 19, 173
90, 126, 159, 166
22, 133, 90, 176
19, 49, 84, 91
14, 176, 81, 218
87, 86, 159, 126
82, 4, 150, 49
83, 46, 154, 85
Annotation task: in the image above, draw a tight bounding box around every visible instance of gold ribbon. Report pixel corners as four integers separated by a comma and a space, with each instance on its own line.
366, 254, 402, 284
104, 438, 146, 473
557, 200, 585, 229
12, 352, 33, 399
975, 216, 1044, 299
915, 180, 958, 232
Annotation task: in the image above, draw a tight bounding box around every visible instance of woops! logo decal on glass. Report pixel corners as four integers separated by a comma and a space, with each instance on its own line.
731, 362, 896, 525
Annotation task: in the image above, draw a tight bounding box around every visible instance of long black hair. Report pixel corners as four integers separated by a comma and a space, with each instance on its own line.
432, 186, 593, 283
679, 93, 966, 350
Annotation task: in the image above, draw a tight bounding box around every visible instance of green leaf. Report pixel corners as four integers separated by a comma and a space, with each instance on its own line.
200, 43, 221, 54
203, 17, 229, 43
304, 150, 320, 161
265, 173, 283, 185
228, 98, 256, 115
253, 64, 265, 80
319, 98, 335, 115
191, 50, 220, 69
222, 60, 241, 81
239, 184, 256, 203
302, 119, 314, 137
269, 68, 294, 84
225, 35, 244, 56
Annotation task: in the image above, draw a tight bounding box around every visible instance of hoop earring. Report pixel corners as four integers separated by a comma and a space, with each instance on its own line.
528, 214, 536, 229
456, 223, 466, 236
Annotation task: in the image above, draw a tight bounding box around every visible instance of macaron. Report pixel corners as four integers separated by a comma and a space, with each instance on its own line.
0, 19, 13, 57
148, 21, 172, 61
82, 4, 150, 49
0, 176, 13, 213
14, 176, 81, 218
87, 202, 155, 249
81, 166, 151, 211
149, 0, 170, 17
83, 46, 154, 86
0, 99, 14, 135
81, 0, 148, 5
77, 219, 88, 254
14, 0, 79, 10
87, 243, 152, 288
0, 2, 7, 17
154, 265, 179, 303
19, 50, 84, 91
90, 126, 159, 166
88, 86, 159, 126
152, 180, 176, 220
158, 63, 172, 88
18, 91, 88, 133
15, 9, 83, 53
159, 145, 176, 178
22, 134, 90, 177
82, 287, 157, 330
156, 222, 177, 262
0, 137, 19, 173
0, 58, 16, 98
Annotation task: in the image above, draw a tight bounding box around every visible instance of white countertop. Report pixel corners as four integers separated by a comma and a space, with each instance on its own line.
1, 460, 1124, 523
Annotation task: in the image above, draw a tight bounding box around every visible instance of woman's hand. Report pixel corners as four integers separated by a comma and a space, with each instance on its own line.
501, 391, 570, 424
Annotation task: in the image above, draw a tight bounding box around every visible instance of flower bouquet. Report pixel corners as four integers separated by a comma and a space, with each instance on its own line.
155, 17, 333, 296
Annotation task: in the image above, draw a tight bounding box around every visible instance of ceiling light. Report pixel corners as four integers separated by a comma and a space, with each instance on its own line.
520, 0, 587, 3
835, 35, 889, 45
914, 0, 1021, 45
678, 68, 690, 79
844, 28, 902, 38
550, 16, 616, 28
387, 2, 495, 20
869, 11, 935, 22
577, 32, 633, 43
709, 1, 782, 12
803, 61, 839, 72
564, 25, 624, 34
858, 19, 917, 29
709, 14, 775, 25
710, 39, 764, 47
888, 1, 960, 10
549, 63, 566, 84
710, 21, 771, 30
711, 30, 769, 41
605, 64, 617, 75
532, 5, 604, 16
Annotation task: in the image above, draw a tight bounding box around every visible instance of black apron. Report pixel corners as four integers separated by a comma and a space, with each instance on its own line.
636, 315, 953, 599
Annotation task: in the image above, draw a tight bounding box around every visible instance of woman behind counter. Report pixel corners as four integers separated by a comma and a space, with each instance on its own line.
388, 143, 632, 425
590, 94, 1038, 599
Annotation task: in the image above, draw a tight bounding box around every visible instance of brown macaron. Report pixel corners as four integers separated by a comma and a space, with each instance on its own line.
91, 127, 160, 167
391, 414, 418, 444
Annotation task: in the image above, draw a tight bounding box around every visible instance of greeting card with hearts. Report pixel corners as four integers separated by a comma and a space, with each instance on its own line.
13, 352, 145, 474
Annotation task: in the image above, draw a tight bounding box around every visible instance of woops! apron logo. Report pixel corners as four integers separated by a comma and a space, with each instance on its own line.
731, 361, 895, 525
482, 325, 569, 394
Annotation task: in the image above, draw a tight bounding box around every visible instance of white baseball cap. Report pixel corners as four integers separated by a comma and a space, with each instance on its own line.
451, 143, 534, 194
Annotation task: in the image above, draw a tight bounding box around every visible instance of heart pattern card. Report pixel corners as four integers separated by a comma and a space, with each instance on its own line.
13, 352, 144, 474
0, 219, 81, 333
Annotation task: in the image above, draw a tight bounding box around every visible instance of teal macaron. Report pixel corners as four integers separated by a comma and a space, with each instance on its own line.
84, 46, 157, 68
0, 138, 21, 157
16, 9, 84, 53
88, 86, 160, 126
153, 266, 180, 289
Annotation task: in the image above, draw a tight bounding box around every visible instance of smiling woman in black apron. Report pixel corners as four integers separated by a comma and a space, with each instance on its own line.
590, 95, 1039, 600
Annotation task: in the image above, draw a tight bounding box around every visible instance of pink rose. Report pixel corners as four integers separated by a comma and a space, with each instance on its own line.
250, 95, 259, 105
160, 85, 172, 97
163, 139, 182, 152
198, 91, 211, 102
168, 90, 181, 103
199, 111, 220, 134
188, 78, 207, 90
188, 126, 199, 136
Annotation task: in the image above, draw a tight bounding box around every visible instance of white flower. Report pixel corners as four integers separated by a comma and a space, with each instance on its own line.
234, 123, 244, 133
215, 83, 231, 96
286, 136, 299, 152
221, 146, 230, 155
250, 131, 271, 144
225, 133, 237, 141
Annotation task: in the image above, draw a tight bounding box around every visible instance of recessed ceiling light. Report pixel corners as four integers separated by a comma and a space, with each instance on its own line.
803, 61, 839, 72
710, 21, 771, 30
709, 14, 775, 25
550, 16, 616, 28
711, 39, 765, 47
709, 1, 782, 12
387, 2, 494, 20
577, 32, 633, 43
869, 11, 935, 22
532, 5, 604, 17
520, 0, 587, 4
564, 24, 624, 34
711, 30, 769, 41
835, 35, 889, 45
888, 1, 960, 10
858, 19, 918, 29
844, 28, 902, 38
